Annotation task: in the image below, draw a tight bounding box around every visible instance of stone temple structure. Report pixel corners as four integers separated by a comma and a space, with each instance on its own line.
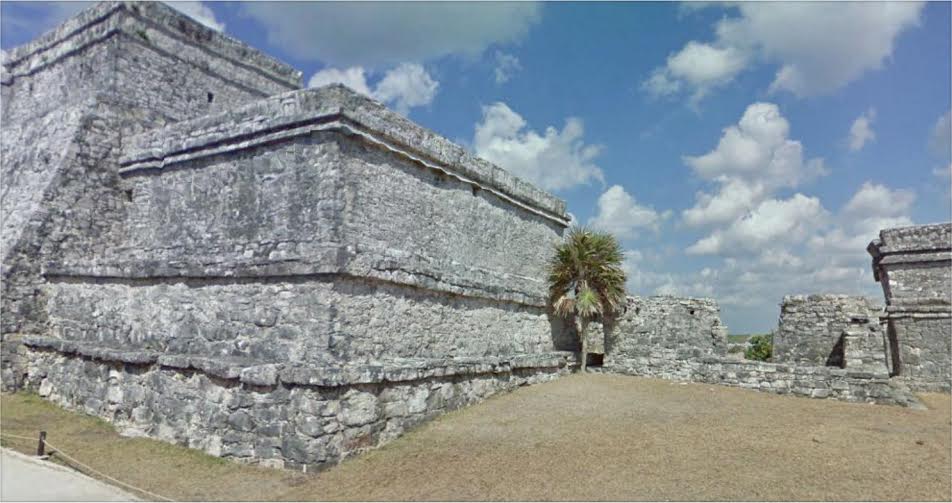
1, 1, 948, 471
869, 223, 952, 391
1, 2, 579, 469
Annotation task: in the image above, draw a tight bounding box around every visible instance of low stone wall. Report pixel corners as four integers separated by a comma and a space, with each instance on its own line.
774, 295, 882, 367
603, 296, 728, 358
20, 340, 573, 470
605, 350, 921, 408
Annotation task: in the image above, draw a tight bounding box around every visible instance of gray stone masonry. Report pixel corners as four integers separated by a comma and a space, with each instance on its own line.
22, 344, 573, 471
868, 223, 952, 391
2, 0, 577, 469
605, 351, 922, 408
774, 295, 885, 368
604, 296, 728, 358
2, 0, 302, 367
2, 0, 945, 474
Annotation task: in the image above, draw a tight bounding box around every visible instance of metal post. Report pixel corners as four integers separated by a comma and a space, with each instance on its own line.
37, 431, 46, 457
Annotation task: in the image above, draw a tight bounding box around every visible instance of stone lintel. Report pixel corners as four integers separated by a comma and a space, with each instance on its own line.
118, 84, 568, 225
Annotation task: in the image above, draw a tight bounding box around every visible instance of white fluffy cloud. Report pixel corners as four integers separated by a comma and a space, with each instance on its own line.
684, 103, 824, 186
241, 2, 541, 67
307, 67, 372, 95
473, 102, 604, 192
494, 51, 522, 84
640, 180, 917, 331
661, 98, 920, 331
645, 2, 924, 102
848, 108, 876, 152
165, 1, 224, 31
308, 63, 439, 115
643, 42, 747, 103
682, 103, 826, 227
686, 194, 827, 255
588, 185, 669, 240
373, 63, 440, 115
931, 110, 951, 157
842, 181, 915, 217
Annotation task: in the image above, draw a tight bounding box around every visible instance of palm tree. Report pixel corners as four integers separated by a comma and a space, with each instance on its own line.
547, 227, 627, 371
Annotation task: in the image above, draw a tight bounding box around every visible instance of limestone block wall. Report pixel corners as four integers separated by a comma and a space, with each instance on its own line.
773, 295, 883, 367
604, 296, 728, 359
4, 2, 577, 468
42, 277, 561, 365
22, 346, 573, 470
1, 1, 302, 355
606, 352, 920, 408
34, 86, 569, 367
869, 223, 951, 391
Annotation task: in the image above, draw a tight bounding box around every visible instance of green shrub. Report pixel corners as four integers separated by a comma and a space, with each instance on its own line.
745, 334, 772, 361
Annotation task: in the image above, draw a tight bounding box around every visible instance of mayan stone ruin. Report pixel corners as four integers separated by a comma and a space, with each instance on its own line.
869, 223, 952, 391
1, 2, 949, 470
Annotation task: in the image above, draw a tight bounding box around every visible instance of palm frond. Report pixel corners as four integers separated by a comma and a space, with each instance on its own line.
546, 225, 628, 319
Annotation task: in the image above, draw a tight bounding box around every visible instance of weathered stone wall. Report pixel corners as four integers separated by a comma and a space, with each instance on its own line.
38, 86, 569, 367
4, 2, 575, 468
605, 351, 921, 408
774, 295, 883, 367
42, 277, 562, 365
604, 296, 728, 358
1, 1, 303, 353
869, 223, 951, 392
21, 345, 573, 470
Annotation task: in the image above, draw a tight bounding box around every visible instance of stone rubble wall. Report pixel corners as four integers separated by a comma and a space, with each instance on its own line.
869, 223, 951, 392
773, 295, 883, 367
605, 351, 921, 408
21, 345, 573, 470
603, 296, 728, 358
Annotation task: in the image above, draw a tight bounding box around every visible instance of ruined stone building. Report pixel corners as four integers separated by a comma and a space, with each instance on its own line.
869, 223, 951, 391
1, 2, 949, 470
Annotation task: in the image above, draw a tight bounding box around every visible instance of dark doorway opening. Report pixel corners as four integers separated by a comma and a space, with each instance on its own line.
586, 353, 604, 367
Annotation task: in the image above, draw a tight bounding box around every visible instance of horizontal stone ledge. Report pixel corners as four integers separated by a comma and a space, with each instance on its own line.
43, 248, 549, 309
22, 336, 159, 364
20, 337, 574, 387
878, 251, 952, 265
119, 85, 567, 223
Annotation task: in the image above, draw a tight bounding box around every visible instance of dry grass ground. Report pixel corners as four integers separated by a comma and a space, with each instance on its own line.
2, 373, 950, 501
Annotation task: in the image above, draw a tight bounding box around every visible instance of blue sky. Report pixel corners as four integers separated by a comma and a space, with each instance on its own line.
3, 1, 950, 333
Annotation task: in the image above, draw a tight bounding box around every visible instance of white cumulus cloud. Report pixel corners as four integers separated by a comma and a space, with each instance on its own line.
686, 194, 827, 256
848, 108, 876, 151
241, 2, 541, 67
588, 185, 669, 240
842, 181, 915, 217
473, 102, 604, 192
643, 42, 747, 104
682, 102, 826, 227
372, 63, 440, 115
307, 67, 372, 95
644, 2, 924, 102
308, 63, 439, 115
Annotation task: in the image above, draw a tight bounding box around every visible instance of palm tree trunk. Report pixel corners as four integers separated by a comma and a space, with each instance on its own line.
579, 318, 588, 372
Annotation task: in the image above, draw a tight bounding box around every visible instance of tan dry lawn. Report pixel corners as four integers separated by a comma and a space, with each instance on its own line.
2, 373, 950, 501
